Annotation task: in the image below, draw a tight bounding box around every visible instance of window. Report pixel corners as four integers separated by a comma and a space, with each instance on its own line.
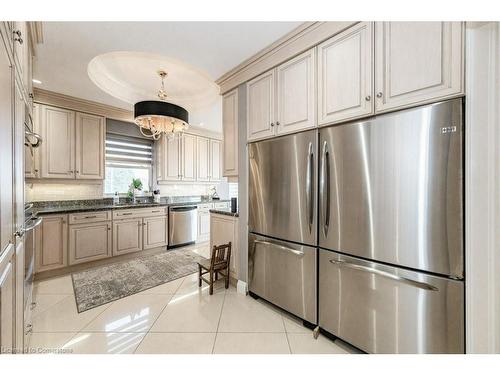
104, 134, 153, 194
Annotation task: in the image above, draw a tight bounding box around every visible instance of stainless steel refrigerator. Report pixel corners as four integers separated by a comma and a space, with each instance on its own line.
248, 129, 318, 325
318, 98, 464, 353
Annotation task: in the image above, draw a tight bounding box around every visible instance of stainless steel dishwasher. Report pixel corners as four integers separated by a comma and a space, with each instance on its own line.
168, 205, 198, 248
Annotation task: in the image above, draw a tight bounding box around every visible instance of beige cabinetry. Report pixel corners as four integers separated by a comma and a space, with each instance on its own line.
36, 104, 105, 180
14, 241, 24, 351
35, 214, 68, 273
222, 89, 238, 177
374, 22, 464, 113
164, 136, 182, 181
40, 105, 75, 178
196, 137, 210, 182
276, 48, 316, 135
25, 103, 40, 178
75, 112, 105, 179
0, 245, 15, 354
113, 218, 143, 256
143, 216, 168, 250
318, 22, 374, 125
247, 48, 316, 142
181, 133, 197, 181
209, 139, 222, 181
210, 213, 239, 279
247, 69, 275, 141
69, 222, 112, 265
196, 203, 213, 243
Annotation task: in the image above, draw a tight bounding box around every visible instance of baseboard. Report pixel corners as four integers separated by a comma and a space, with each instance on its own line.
237, 280, 248, 295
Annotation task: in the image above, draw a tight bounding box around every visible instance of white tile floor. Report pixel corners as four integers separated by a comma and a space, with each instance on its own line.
30, 268, 358, 354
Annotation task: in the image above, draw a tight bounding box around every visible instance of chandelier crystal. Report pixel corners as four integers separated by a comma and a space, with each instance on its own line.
134, 70, 189, 140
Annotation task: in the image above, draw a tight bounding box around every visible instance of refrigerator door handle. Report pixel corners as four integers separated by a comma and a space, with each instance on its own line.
320, 141, 330, 237
254, 239, 305, 257
328, 259, 439, 291
306, 142, 314, 234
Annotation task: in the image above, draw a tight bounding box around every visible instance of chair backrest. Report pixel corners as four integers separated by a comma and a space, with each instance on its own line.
210, 242, 232, 269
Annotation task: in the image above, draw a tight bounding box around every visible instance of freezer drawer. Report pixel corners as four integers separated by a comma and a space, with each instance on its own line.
249, 233, 317, 324
319, 249, 464, 353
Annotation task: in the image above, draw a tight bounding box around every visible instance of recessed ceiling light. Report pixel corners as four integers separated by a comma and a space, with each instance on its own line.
32, 79, 42, 84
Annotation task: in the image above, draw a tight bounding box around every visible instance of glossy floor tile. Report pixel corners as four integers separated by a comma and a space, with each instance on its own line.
35, 275, 74, 295
28, 332, 76, 354
62, 332, 145, 354
32, 294, 73, 317
81, 294, 171, 333
218, 294, 285, 333
287, 333, 351, 354
32, 295, 109, 332
174, 272, 228, 296
213, 333, 290, 354
135, 332, 216, 354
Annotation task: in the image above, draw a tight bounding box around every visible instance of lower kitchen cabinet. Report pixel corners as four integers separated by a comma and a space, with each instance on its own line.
14, 241, 24, 352
143, 216, 168, 250
0, 244, 15, 354
113, 218, 143, 256
35, 214, 68, 273
210, 213, 239, 279
197, 209, 211, 242
69, 222, 112, 265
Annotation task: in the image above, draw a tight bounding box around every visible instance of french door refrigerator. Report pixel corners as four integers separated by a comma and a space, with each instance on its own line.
248, 129, 318, 325
318, 98, 465, 353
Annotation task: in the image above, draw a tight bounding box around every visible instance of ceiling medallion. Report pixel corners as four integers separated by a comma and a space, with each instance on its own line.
134, 70, 189, 140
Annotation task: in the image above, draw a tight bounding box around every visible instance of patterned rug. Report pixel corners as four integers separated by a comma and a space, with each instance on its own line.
71, 247, 207, 313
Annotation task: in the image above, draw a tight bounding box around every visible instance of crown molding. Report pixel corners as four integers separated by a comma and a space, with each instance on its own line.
33, 88, 222, 139
216, 21, 357, 94
28, 22, 43, 56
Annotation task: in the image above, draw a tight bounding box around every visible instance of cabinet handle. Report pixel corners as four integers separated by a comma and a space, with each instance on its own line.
151, 210, 161, 213
365, 95, 371, 101
76, 170, 79, 174
83, 215, 97, 219
122, 212, 133, 216
270, 122, 275, 127
30, 302, 37, 310
376, 92, 383, 98
276, 121, 280, 126
13, 30, 23, 44
107, 226, 111, 231
68, 170, 74, 174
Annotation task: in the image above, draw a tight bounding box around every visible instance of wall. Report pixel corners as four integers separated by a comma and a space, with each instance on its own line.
465, 21, 500, 354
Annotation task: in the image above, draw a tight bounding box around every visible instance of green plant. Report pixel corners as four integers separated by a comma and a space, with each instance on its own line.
131, 178, 143, 190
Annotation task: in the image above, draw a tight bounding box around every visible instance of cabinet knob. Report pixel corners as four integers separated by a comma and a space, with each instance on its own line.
13, 30, 23, 44
365, 95, 371, 101
376, 92, 383, 98
276, 121, 280, 126
270, 122, 275, 127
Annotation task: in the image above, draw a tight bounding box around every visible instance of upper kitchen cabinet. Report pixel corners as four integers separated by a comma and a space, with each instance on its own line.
374, 22, 464, 112
25, 104, 40, 178
247, 70, 275, 141
37, 104, 105, 180
318, 22, 374, 125
40, 105, 75, 179
209, 139, 222, 181
222, 89, 238, 177
247, 47, 316, 142
276, 48, 316, 135
75, 112, 105, 179
196, 136, 210, 181
156, 135, 181, 181
181, 133, 197, 181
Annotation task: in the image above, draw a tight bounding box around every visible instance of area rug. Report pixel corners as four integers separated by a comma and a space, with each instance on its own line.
71, 247, 206, 313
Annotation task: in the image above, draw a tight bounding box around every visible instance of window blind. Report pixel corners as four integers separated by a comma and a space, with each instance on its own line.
105, 134, 153, 169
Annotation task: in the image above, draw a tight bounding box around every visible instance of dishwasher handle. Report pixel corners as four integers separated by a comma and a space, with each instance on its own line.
170, 206, 197, 212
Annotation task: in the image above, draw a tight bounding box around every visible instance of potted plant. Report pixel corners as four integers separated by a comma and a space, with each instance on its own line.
128, 178, 143, 201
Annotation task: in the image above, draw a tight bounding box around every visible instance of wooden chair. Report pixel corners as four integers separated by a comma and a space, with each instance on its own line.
198, 242, 232, 295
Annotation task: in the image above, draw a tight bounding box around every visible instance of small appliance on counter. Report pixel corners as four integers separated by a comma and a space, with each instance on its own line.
231, 197, 237, 213
153, 189, 161, 203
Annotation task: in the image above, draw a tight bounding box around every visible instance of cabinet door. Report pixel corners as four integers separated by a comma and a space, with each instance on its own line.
276, 48, 316, 135
164, 136, 181, 181
35, 215, 68, 273
143, 216, 168, 250
181, 134, 197, 181
197, 210, 210, 242
113, 218, 143, 256
155, 135, 164, 181
25, 103, 40, 178
13, 22, 28, 90
0, 244, 15, 354
14, 241, 24, 351
209, 139, 222, 181
69, 222, 112, 265
40, 105, 75, 179
222, 89, 238, 177
247, 70, 275, 141
75, 112, 105, 180
318, 22, 374, 125
210, 215, 238, 279
375, 22, 464, 112
196, 137, 210, 182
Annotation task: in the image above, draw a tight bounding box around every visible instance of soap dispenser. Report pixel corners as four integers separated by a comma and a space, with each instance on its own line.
113, 192, 120, 205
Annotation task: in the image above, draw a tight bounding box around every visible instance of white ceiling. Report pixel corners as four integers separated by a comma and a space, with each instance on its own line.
34, 22, 302, 112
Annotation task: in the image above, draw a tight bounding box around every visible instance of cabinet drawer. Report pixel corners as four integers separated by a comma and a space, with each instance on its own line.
319, 249, 464, 353
112, 207, 167, 220
69, 210, 111, 224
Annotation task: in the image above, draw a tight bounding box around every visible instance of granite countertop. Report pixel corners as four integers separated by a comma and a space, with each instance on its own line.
31, 197, 231, 216
209, 208, 239, 218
